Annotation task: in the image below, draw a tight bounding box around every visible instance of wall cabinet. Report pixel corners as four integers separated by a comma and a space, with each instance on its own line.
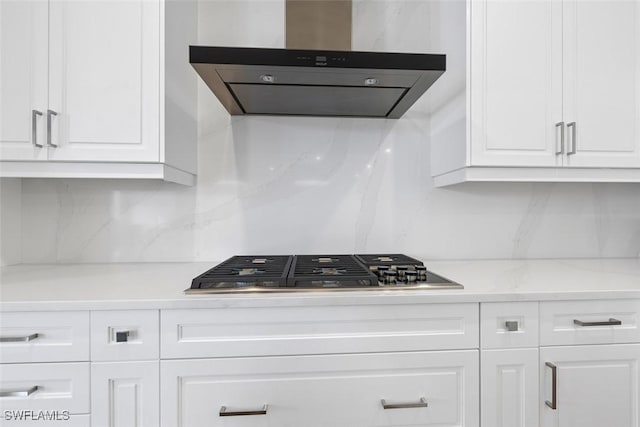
0, 0, 197, 185
429, 0, 640, 186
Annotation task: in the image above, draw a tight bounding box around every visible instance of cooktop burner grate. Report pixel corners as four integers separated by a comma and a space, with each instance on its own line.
354, 254, 424, 269
191, 255, 293, 289
287, 255, 378, 288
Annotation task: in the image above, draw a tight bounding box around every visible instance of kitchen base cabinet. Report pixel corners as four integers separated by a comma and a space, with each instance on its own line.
91, 361, 159, 427
540, 344, 640, 427
481, 348, 539, 427
161, 351, 479, 427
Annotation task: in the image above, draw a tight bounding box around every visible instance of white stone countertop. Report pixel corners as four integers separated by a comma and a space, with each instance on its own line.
1, 258, 640, 311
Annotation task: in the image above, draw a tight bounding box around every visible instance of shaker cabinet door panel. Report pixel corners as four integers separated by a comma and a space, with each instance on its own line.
562, 0, 640, 168
0, 0, 48, 161
540, 344, 640, 427
47, 0, 160, 162
481, 348, 539, 427
162, 351, 479, 427
470, 0, 562, 167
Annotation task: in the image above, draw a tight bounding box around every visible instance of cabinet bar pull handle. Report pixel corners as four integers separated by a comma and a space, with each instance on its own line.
0, 386, 38, 398
32, 110, 43, 147
573, 318, 622, 327
47, 109, 58, 147
0, 333, 39, 343
545, 362, 557, 410
219, 404, 268, 416
381, 397, 428, 409
555, 121, 565, 154
567, 122, 576, 155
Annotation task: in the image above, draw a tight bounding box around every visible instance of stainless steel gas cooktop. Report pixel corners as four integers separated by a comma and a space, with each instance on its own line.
185, 254, 463, 294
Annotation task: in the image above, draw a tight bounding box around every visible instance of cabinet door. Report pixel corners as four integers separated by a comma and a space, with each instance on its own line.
540, 344, 640, 427
162, 351, 479, 427
0, 0, 48, 161
47, 0, 160, 162
470, 0, 563, 167
482, 348, 539, 427
563, 0, 640, 167
91, 361, 159, 427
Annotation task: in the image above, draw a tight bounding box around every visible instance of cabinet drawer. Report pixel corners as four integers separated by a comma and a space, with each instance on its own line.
540, 299, 640, 346
161, 303, 479, 358
481, 302, 538, 348
161, 351, 479, 427
0, 362, 89, 414
0, 312, 89, 363
91, 310, 159, 361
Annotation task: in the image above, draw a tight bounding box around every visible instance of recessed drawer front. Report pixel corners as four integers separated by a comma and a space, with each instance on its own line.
540, 299, 640, 346
0, 362, 89, 414
91, 310, 159, 361
161, 303, 479, 358
0, 312, 89, 363
161, 351, 479, 427
480, 302, 539, 349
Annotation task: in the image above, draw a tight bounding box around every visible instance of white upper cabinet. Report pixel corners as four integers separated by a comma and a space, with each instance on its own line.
0, 0, 197, 185
0, 0, 48, 161
430, 0, 640, 186
47, 0, 160, 162
470, 0, 562, 167
562, 0, 640, 168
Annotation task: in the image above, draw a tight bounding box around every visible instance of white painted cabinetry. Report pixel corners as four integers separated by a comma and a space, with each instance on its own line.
429, 0, 640, 186
540, 344, 640, 427
162, 351, 479, 427
480, 302, 540, 427
2, 299, 640, 426
539, 299, 640, 427
0, 0, 197, 185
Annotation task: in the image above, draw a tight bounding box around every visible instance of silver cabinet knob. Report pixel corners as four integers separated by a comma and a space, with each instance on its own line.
115, 331, 130, 343
505, 321, 519, 332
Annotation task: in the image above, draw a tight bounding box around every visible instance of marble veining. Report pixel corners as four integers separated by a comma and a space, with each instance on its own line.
12, 0, 640, 263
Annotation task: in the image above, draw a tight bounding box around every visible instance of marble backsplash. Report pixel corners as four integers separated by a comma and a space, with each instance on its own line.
14, 0, 640, 263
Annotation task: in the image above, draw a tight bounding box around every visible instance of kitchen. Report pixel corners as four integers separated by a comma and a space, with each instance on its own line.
1, 0, 640, 426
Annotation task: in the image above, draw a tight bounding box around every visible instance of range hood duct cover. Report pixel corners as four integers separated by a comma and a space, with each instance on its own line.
190, 1, 445, 118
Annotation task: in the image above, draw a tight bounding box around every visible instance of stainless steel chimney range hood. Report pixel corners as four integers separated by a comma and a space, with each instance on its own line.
190, 46, 445, 118
190, 0, 445, 119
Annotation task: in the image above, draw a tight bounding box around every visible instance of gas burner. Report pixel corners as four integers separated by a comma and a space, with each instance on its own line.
312, 267, 347, 275
373, 256, 396, 262
232, 268, 265, 276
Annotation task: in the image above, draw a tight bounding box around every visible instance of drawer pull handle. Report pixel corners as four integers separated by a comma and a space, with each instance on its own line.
0, 333, 39, 343
0, 386, 38, 398
545, 362, 557, 410
573, 318, 622, 327
381, 397, 428, 409
219, 404, 268, 416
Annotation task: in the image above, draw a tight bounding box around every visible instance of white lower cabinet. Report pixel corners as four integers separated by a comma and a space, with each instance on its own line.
481, 348, 539, 427
161, 351, 480, 427
540, 344, 640, 427
90, 361, 159, 427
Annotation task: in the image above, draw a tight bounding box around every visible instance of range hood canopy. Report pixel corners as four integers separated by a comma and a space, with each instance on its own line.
190, 46, 445, 118
190, 1, 445, 119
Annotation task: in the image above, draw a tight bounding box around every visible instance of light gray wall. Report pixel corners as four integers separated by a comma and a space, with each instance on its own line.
1, 178, 21, 266
17, 0, 640, 263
